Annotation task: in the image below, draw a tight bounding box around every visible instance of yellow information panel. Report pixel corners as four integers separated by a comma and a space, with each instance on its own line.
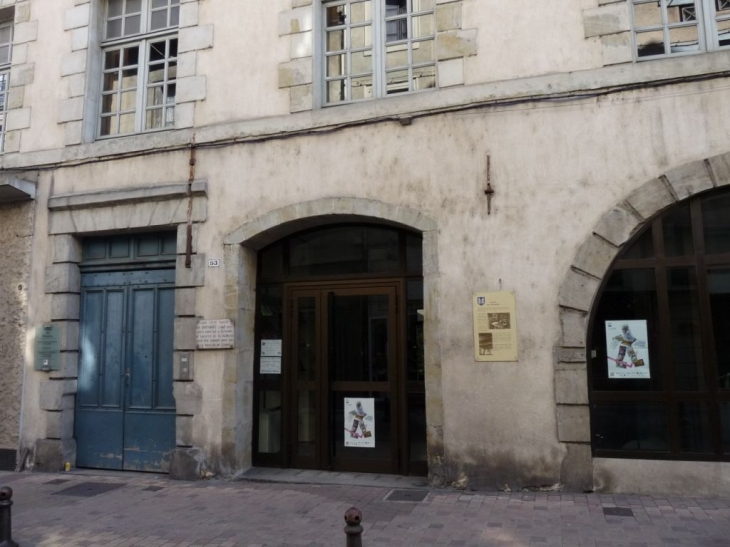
473, 291, 518, 362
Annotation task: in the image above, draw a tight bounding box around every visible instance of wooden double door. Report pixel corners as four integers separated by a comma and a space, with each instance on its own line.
287, 281, 404, 474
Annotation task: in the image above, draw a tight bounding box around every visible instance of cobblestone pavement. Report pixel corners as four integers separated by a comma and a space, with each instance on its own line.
1, 470, 729, 547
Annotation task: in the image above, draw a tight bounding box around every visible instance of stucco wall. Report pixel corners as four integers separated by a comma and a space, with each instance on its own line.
0, 200, 33, 451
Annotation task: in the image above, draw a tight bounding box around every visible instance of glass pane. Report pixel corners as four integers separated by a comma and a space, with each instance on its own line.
150, 9, 168, 30
106, 18, 122, 39
663, 204, 693, 256
386, 69, 409, 94
721, 402, 730, 453
406, 233, 423, 273
169, 38, 178, 58
123, 46, 139, 67
152, 0, 167, 8
718, 0, 730, 16
125, 14, 141, 35
621, 227, 654, 259
350, 25, 372, 48
127, 0, 142, 13
351, 75, 373, 100
413, 65, 436, 90
326, 5, 346, 27
166, 83, 176, 101
290, 227, 400, 277
108, 0, 124, 18
331, 294, 389, 382
327, 30, 345, 52
327, 54, 345, 77
147, 86, 163, 106
351, 1, 372, 24
332, 392, 391, 461
412, 14, 434, 38
150, 41, 167, 62
412, 39, 435, 64
259, 241, 285, 281
0, 46, 8, 66
0, 27, 10, 46
386, 0, 408, 16
168, 62, 177, 80
119, 112, 135, 133
386, 44, 408, 69
103, 72, 119, 92
100, 115, 115, 136
667, 1, 697, 23
633, 2, 663, 28
669, 25, 699, 53
667, 268, 705, 391
327, 79, 346, 103
351, 50, 372, 74
102, 93, 118, 114
717, 19, 730, 47
709, 269, 730, 390
593, 402, 669, 452
297, 390, 317, 457
590, 269, 661, 391
171, 5, 179, 26
407, 280, 424, 382
637, 30, 666, 57
408, 393, 427, 463
149, 65, 165, 84
258, 391, 282, 454
297, 297, 317, 381
678, 402, 713, 453
386, 18, 408, 42
121, 69, 137, 89
146, 108, 162, 129
258, 286, 283, 347
702, 192, 730, 254
120, 90, 136, 110
105, 49, 121, 70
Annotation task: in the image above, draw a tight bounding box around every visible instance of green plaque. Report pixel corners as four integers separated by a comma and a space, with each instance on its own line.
35, 324, 61, 371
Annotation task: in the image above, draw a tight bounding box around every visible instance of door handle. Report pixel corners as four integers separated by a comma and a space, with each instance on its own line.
125, 368, 131, 386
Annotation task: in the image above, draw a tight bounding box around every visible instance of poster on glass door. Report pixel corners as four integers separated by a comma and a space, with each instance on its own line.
344, 398, 375, 448
605, 320, 651, 379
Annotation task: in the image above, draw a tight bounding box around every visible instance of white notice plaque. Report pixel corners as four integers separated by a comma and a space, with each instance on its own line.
261, 339, 282, 357
196, 319, 235, 350
260, 339, 282, 374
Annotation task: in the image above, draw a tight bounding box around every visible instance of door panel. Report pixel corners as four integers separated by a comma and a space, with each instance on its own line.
286, 283, 399, 473
76, 269, 175, 472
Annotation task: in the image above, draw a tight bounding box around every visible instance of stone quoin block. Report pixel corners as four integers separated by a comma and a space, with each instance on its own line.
45, 263, 81, 294
626, 178, 676, 220
572, 234, 619, 279
708, 152, 730, 187
556, 404, 591, 443
558, 269, 600, 312
664, 161, 714, 200
583, 3, 630, 38
593, 204, 643, 247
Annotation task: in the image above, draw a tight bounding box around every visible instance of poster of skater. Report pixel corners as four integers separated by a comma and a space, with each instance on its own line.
605, 320, 651, 379
473, 292, 518, 362
344, 398, 375, 448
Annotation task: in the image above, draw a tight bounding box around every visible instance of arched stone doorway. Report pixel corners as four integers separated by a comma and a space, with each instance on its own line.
221, 198, 444, 481
555, 152, 730, 493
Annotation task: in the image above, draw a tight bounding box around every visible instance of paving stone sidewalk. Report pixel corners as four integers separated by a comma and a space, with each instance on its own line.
1, 470, 729, 547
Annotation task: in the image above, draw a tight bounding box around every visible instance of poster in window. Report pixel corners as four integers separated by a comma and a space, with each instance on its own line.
344, 398, 375, 448
605, 320, 651, 379
472, 292, 518, 362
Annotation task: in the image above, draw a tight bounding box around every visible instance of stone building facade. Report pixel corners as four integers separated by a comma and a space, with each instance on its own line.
1, 0, 729, 496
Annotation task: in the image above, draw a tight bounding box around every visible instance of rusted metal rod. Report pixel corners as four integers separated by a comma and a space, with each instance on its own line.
344, 507, 363, 547
0, 486, 19, 547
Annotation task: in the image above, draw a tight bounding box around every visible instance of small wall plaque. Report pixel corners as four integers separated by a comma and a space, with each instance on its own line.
35, 324, 61, 371
196, 319, 235, 350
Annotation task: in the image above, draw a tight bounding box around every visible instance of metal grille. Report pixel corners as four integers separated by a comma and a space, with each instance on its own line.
53, 482, 126, 498
386, 489, 429, 502
603, 507, 634, 517
0, 449, 16, 472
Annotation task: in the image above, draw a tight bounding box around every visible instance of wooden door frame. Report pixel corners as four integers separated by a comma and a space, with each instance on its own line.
283, 278, 407, 474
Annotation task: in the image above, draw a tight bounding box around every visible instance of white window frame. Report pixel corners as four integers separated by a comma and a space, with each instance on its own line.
0, 19, 13, 152
99, 0, 179, 138
630, 0, 730, 60
319, 0, 437, 107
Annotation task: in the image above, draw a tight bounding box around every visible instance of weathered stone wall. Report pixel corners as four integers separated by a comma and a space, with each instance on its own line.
0, 200, 33, 450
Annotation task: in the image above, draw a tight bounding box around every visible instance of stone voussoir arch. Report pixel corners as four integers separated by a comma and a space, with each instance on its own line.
553, 151, 730, 491
219, 197, 446, 483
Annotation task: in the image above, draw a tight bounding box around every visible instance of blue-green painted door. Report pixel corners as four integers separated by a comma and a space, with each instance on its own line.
75, 269, 176, 472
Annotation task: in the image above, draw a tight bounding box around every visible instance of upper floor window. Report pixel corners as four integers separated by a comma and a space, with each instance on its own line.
0, 18, 13, 152
322, 0, 436, 106
99, 0, 179, 137
631, 0, 730, 59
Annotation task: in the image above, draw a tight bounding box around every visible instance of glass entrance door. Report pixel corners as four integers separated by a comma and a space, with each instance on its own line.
288, 284, 398, 473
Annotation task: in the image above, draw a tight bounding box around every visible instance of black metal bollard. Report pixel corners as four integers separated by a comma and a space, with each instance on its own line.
0, 486, 18, 547
344, 507, 363, 547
